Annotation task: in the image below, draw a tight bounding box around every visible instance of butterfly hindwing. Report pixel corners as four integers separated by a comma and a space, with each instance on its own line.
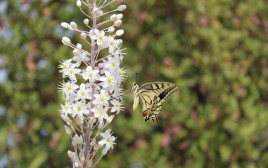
143, 95, 162, 121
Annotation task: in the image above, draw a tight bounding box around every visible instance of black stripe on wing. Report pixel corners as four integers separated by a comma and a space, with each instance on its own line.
158, 85, 178, 102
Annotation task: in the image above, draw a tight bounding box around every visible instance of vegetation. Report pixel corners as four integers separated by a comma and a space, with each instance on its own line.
0, 0, 268, 167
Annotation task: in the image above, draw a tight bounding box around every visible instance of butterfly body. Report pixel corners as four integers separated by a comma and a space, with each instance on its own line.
131, 82, 178, 122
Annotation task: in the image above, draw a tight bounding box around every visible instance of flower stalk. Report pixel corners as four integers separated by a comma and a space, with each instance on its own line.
59, 0, 126, 167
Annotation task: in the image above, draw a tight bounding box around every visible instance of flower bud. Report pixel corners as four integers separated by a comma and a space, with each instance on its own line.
76, 0, 82, 7
114, 20, 122, 27
82, 52, 87, 58
76, 116, 83, 125
61, 22, 70, 29
86, 160, 92, 167
117, 5, 126, 11
64, 125, 71, 135
89, 30, 93, 36
67, 150, 75, 160
92, 8, 99, 15
80, 153, 85, 162
72, 140, 76, 146
102, 147, 108, 155
61, 115, 72, 125
76, 43, 82, 49
110, 14, 117, 21
70, 21, 77, 29
74, 162, 79, 168
107, 115, 114, 124
98, 122, 104, 129
115, 29, 124, 36
73, 49, 80, 56
108, 27, 115, 33
89, 117, 95, 126
83, 18, 89, 25
117, 14, 123, 20
94, 143, 99, 151
62, 37, 71, 45
98, 42, 104, 49
118, 39, 123, 44
80, 32, 87, 39
98, 10, 103, 16
74, 134, 82, 144
90, 139, 96, 146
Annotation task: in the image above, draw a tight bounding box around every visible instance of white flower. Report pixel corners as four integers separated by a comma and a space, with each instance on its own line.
59, 59, 72, 77
111, 86, 123, 100
90, 29, 107, 46
76, 83, 92, 101
82, 66, 99, 84
100, 56, 121, 73
99, 129, 115, 152
60, 102, 72, 116
117, 68, 126, 77
92, 105, 109, 125
73, 101, 89, 118
110, 99, 123, 114
108, 56, 121, 68
73, 50, 90, 67
64, 82, 79, 99
99, 71, 116, 88
107, 36, 119, 53
114, 68, 126, 83
65, 63, 81, 81
93, 90, 110, 105
113, 48, 125, 61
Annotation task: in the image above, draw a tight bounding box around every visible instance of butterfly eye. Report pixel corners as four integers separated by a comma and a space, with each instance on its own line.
133, 82, 136, 86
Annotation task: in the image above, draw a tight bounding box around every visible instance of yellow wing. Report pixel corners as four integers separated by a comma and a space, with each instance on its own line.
133, 95, 139, 111
136, 82, 178, 122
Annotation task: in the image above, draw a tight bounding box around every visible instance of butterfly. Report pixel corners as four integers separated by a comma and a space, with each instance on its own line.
131, 82, 178, 122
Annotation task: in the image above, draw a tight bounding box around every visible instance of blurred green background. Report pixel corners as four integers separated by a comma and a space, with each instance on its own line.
1, 0, 268, 167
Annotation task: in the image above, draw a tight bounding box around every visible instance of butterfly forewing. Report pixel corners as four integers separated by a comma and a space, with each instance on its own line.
133, 96, 139, 111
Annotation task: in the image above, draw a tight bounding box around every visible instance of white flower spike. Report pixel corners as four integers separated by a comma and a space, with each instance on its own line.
59, 1, 127, 167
